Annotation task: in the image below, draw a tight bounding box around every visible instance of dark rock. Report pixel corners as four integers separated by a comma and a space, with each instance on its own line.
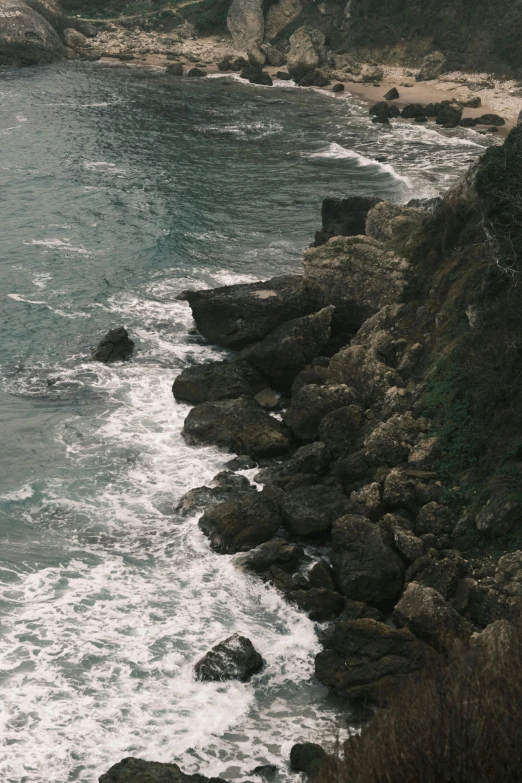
415, 502, 453, 535
401, 103, 426, 119
414, 115, 428, 123
99, 757, 222, 783
187, 67, 206, 77
335, 451, 371, 489
240, 306, 334, 391
405, 554, 464, 600
251, 765, 278, 779
199, 488, 282, 553
63, 27, 85, 48
119, 52, 134, 61
176, 471, 252, 516
477, 113, 505, 126
464, 96, 482, 108
384, 87, 399, 100
287, 26, 326, 82
332, 83, 345, 92
173, 361, 266, 404
315, 618, 440, 701
309, 559, 336, 591
291, 365, 326, 395
318, 404, 364, 458
236, 538, 304, 573
182, 397, 290, 458
282, 485, 350, 536
166, 62, 183, 76
255, 441, 330, 488
254, 389, 279, 409
369, 101, 395, 123
194, 634, 263, 681
383, 469, 418, 512
416, 51, 445, 81
435, 104, 463, 126
248, 69, 274, 86
217, 57, 232, 71
261, 42, 285, 67
0, 0, 68, 66
313, 195, 382, 247
339, 599, 383, 622
276, 70, 292, 80
298, 70, 329, 87
289, 743, 329, 779
284, 384, 357, 442
394, 582, 473, 657
518, 109, 522, 126
366, 201, 424, 243
287, 588, 345, 621
476, 495, 522, 536
389, 522, 426, 564
225, 455, 257, 470
331, 515, 405, 606
91, 327, 134, 363
178, 275, 321, 350
346, 482, 383, 521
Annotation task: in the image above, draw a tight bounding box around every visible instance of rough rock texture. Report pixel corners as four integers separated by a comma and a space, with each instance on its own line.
265, 0, 302, 41
227, 0, 265, 65
91, 327, 134, 363
284, 383, 357, 442
318, 405, 365, 458
179, 275, 321, 349
314, 196, 382, 246
303, 236, 409, 331
287, 587, 345, 621
315, 618, 440, 701
394, 582, 473, 657
63, 26, 85, 48
182, 397, 290, 457
172, 361, 266, 405
199, 488, 282, 553
282, 485, 350, 536
240, 306, 334, 391
365, 201, 424, 243
331, 516, 405, 606
416, 51, 446, 81
287, 26, 326, 82
235, 538, 304, 573
289, 743, 329, 779
328, 338, 402, 406
99, 758, 222, 783
194, 633, 263, 681
176, 471, 252, 517
260, 42, 286, 67
476, 494, 522, 537
0, 0, 67, 66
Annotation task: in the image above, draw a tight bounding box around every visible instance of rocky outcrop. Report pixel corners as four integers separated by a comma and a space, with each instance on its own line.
178, 275, 321, 350
286, 26, 326, 83
99, 758, 222, 783
172, 361, 267, 405
475, 494, 522, 537
240, 306, 334, 391
416, 51, 446, 81
199, 488, 282, 553
194, 634, 263, 681
227, 0, 265, 65
176, 471, 252, 517
365, 201, 424, 243
265, 0, 302, 41
0, 0, 67, 65
314, 196, 382, 247
235, 539, 304, 574
281, 484, 350, 536
182, 397, 290, 457
91, 327, 134, 363
284, 383, 357, 442
289, 743, 330, 780
302, 236, 409, 331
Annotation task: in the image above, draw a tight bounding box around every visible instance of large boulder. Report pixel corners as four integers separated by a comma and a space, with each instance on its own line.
365, 201, 424, 244
281, 484, 350, 536
0, 0, 67, 66
99, 758, 222, 783
199, 488, 282, 553
315, 618, 440, 702
284, 383, 357, 442
289, 743, 329, 780
328, 343, 401, 407
178, 275, 321, 350
475, 494, 522, 537
331, 516, 405, 607
260, 42, 286, 67
287, 588, 345, 621
436, 104, 463, 127
287, 26, 326, 82
394, 582, 473, 657
176, 471, 252, 517
182, 397, 290, 457
172, 361, 266, 405
302, 236, 409, 332
265, 0, 303, 41
416, 51, 446, 81
227, 0, 265, 65
194, 634, 263, 681
240, 306, 334, 391
235, 538, 304, 574
62, 27, 85, 48
318, 404, 364, 458
314, 196, 382, 247
91, 327, 134, 363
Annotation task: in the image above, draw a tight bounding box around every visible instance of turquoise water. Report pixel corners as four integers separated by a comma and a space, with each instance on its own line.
0, 61, 491, 783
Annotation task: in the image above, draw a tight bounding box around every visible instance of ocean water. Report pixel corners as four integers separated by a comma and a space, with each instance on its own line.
0, 61, 493, 783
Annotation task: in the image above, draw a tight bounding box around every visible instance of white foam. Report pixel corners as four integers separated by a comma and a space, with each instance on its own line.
7, 293, 48, 305
26, 238, 92, 256
304, 142, 413, 187
0, 484, 34, 502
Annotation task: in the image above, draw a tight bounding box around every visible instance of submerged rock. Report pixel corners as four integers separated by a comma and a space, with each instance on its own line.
194, 633, 263, 681
182, 397, 290, 457
91, 327, 134, 363
99, 758, 222, 783
178, 275, 321, 349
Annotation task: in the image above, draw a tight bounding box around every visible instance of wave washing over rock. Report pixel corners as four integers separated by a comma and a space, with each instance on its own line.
0, 55, 515, 783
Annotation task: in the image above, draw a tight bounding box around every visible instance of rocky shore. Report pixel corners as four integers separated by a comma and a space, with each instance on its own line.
94, 124, 522, 781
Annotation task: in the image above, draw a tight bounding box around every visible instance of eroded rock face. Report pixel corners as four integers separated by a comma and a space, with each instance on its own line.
287, 26, 326, 82
315, 618, 439, 701
314, 195, 382, 247
194, 634, 263, 681
303, 236, 409, 331
91, 327, 134, 363
173, 361, 266, 405
265, 0, 302, 41
99, 757, 222, 783
227, 0, 265, 65
179, 275, 321, 350
240, 306, 334, 391
331, 515, 405, 606
365, 201, 424, 243
416, 51, 446, 81
0, 0, 67, 66
182, 397, 290, 457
